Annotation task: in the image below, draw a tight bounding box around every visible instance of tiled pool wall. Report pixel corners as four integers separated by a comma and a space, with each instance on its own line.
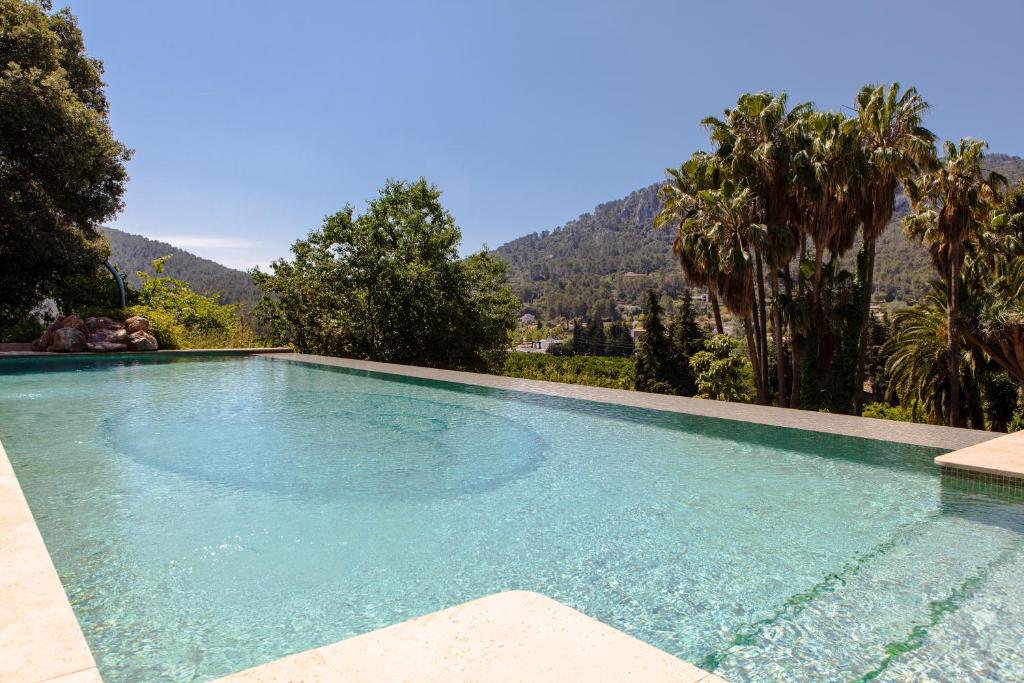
941, 467, 1024, 501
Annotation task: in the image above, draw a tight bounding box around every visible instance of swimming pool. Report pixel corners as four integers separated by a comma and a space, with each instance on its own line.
2, 355, 1022, 681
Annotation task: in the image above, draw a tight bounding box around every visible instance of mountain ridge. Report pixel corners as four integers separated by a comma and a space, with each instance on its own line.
495, 153, 1024, 321
101, 227, 260, 304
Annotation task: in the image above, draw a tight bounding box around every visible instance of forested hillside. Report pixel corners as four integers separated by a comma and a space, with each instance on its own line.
101, 228, 260, 304
496, 153, 1024, 321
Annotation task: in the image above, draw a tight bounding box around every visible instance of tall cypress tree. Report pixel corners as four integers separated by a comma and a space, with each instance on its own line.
666, 289, 706, 395
635, 289, 672, 393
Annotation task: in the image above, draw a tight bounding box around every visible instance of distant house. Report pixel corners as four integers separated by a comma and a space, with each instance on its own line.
631, 324, 645, 341
515, 338, 561, 353
518, 313, 537, 327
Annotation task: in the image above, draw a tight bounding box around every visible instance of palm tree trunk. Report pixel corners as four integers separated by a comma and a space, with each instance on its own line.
709, 291, 724, 334
755, 252, 771, 400
790, 242, 806, 409
770, 274, 786, 407
853, 239, 877, 415
948, 241, 962, 428
744, 316, 766, 404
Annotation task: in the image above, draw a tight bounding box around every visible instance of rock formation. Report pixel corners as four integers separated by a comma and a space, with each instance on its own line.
31, 315, 158, 353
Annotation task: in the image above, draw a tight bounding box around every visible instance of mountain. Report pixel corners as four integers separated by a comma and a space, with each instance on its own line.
496, 154, 1024, 322
101, 227, 260, 304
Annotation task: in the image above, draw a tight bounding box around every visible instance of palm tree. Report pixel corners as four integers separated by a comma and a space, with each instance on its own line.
903, 138, 1005, 427
960, 182, 1024, 393
702, 92, 811, 404
681, 179, 770, 403
792, 110, 862, 304
655, 152, 726, 333
885, 285, 983, 426
852, 83, 936, 415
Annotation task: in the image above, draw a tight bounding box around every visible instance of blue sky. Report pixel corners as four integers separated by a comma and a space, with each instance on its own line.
68, 0, 1024, 270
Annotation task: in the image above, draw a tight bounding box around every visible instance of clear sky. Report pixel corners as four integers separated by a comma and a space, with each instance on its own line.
66, 0, 1024, 271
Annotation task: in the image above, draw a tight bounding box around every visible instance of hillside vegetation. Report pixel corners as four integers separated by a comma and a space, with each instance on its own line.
496, 154, 1024, 321
102, 227, 260, 304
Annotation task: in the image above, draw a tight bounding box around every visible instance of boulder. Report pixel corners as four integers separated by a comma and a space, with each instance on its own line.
127, 330, 158, 351
56, 314, 88, 336
31, 329, 54, 352
86, 341, 127, 353
125, 316, 150, 334
88, 327, 128, 344
48, 327, 87, 353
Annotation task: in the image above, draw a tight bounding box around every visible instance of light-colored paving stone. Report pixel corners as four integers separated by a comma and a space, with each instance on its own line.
216, 591, 720, 683
264, 353, 995, 450
935, 429, 1024, 479
0, 440, 98, 683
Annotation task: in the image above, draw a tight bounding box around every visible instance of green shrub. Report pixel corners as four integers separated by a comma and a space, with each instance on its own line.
127, 257, 259, 349
862, 402, 919, 423
500, 352, 636, 390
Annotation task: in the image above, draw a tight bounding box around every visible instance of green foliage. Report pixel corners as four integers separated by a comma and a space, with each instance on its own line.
861, 402, 920, 423
127, 257, 254, 349
253, 179, 519, 371
634, 289, 673, 393
500, 352, 635, 390
0, 314, 44, 343
690, 334, 753, 402
0, 0, 131, 328
665, 291, 705, 395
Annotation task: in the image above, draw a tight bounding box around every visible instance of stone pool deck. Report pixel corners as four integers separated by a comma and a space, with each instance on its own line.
1, 351, 1020, 682
216, 591, 725, 683
0, 439, 101, 683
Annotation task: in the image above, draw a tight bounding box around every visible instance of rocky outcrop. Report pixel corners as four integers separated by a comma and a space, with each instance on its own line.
125, 316, 149, 334
31, 315, 156, 353
126, 330, 158, 351
49, 327, 87, 352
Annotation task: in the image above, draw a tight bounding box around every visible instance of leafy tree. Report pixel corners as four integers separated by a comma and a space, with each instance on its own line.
253, 179, 519, 371
0, 0, 131, 327
690, 335, 752, 402
127, 257, 251, 349
904, 139, 1005, 426
634, 289, 672, 393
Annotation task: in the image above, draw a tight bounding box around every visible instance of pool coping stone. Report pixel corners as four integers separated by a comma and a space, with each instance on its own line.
214, 591, 727, 683
0, 439, 101, 683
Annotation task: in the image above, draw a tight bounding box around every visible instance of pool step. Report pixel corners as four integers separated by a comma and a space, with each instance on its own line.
709, 515, 1022, 682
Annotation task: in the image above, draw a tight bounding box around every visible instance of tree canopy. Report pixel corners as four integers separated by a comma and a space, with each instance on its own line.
253, 179, 519, 371
0, 0, 131, 327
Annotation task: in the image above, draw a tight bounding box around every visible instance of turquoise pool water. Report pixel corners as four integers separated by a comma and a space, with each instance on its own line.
2, 355, 1023, 682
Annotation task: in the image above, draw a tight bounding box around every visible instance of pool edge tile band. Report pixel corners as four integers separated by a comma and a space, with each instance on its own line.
0, 437, 101, 683
262, 353, 997, 451
214, 591, 726, 683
